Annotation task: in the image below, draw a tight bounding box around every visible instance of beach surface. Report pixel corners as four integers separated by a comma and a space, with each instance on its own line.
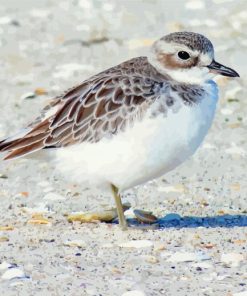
0, 0, 246, 295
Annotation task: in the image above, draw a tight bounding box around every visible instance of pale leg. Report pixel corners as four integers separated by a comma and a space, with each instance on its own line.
110, 184, 128, 230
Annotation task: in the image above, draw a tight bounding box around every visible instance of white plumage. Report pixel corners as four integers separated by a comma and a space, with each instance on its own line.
54, 80, 218, 192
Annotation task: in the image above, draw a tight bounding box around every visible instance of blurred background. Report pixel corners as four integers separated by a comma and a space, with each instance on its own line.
0, 0, 246, 209
0, 1, 246, 295
0, 0, 246, 130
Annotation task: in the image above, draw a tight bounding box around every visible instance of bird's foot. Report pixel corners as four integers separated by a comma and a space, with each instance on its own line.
67, 205, 159, 229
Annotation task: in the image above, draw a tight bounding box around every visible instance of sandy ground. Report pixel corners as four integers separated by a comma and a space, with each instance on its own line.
0, 0, 246, 295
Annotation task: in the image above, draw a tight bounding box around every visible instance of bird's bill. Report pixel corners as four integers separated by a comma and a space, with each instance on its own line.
207, 60, 240, 77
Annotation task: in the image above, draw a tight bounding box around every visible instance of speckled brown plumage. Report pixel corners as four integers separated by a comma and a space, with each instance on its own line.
162, 31, 214, 54
0, 56, 205, 159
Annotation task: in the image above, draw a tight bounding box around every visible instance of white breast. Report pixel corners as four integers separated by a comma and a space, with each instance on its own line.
54, 81, 218, 192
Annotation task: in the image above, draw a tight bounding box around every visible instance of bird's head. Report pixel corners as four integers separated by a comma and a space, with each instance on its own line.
148, 31, 239, 84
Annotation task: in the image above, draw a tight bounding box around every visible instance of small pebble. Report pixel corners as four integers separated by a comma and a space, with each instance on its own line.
0, 16, 12, 25
10, 281, 24, 287
122, 291, 146, 296
144, 255, 159, 264
22, 203, 55, 214
54, 63, 94, 79
27, 214, 51, 225
0, 173, 8, 179
167, 252, 210, 262
37, 181, 51, 187
192, 262, 212, 269
118, 240, 153, 248
233, 291, 247, 296
0, 226, 14, 231
0, 235, 9, 242
34, 88, 47, 96
20, 92, 36, 100
158, 184, 187, 193
134, 209, 158, 224
225, 86, 242, 100
2, 268, 26, 280
0, 262, 12, 270
185, 0, 205, 10
221, 253, 244, 267
225, 144, 246, 156
43, 192, 65, 201
64, 240, 86, 248
154, 243, 166, 251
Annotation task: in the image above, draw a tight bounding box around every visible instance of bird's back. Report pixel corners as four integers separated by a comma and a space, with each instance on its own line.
0, 57, 167, 160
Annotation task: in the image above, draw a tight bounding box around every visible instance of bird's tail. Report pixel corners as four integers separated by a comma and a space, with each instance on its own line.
0, 119, 50, 160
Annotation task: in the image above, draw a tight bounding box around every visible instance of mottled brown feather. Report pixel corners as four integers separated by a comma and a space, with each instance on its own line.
4, 141, 45, 160
0, 57, 173, 159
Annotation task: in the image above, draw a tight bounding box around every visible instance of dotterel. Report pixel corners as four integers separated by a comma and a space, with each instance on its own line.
0, 31, 239, 229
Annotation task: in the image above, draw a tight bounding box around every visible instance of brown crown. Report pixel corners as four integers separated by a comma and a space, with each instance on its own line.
161, 31, 214, 54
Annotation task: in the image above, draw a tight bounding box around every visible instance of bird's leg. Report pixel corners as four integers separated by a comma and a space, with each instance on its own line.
110, 184, 128, 230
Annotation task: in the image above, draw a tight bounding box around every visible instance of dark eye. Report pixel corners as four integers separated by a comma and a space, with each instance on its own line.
178, 51, 190, 60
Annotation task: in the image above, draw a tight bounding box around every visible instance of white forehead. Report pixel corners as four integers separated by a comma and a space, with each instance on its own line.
152, 39, 214, 65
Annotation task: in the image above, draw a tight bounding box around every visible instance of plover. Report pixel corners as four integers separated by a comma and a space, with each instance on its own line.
0, 32, 239, 229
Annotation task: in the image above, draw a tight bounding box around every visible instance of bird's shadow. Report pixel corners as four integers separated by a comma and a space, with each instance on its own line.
158, 213, 247, 228
126, 213, 247, 229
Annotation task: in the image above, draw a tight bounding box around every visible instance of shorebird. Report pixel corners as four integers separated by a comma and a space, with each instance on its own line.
0, 32, 239, 229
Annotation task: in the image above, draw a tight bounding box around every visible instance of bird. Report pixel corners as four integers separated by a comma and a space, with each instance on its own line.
0, 31, 239, 230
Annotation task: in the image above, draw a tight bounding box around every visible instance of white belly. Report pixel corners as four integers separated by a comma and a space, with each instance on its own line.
54, 85, 218, 192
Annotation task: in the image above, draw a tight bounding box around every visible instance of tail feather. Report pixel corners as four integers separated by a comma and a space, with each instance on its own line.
0, 139, 11, 151
3, 141, 45, 160
0, 132, 49, 151
0, 119, 50, 160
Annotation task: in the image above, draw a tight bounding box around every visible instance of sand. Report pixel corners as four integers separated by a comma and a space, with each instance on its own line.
0, 0, 246, 295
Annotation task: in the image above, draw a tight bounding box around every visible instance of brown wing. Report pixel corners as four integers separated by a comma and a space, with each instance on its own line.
0, 58, 162, 160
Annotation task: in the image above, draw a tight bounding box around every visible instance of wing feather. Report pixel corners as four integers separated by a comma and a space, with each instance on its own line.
0, 57, 164, 159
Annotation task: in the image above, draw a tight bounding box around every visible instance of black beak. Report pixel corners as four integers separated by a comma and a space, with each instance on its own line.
207, 60, 240, 77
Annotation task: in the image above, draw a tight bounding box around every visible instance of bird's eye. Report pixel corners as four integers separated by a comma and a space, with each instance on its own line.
177, 51, 190, 60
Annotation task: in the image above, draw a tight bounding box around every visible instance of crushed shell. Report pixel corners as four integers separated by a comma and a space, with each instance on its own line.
68, 209, 118, 223
133, 209, 158, 224
0, 226, 14, 231
67, 203, 131, 223
27, 214, 50, 225
35, 87, 47, 95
